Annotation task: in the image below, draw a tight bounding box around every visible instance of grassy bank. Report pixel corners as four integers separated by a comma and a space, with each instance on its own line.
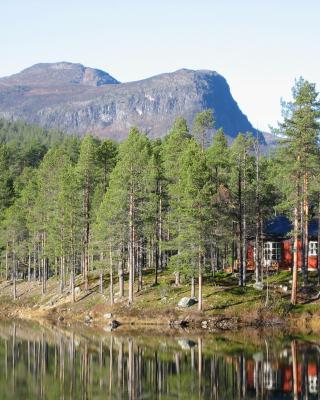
0, 269, 319, 332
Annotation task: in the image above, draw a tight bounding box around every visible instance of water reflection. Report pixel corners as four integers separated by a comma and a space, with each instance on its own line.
0, 320, 319, 399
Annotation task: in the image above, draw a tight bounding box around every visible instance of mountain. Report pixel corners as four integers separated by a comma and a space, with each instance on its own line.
0, 62, 119, 87
0, 62, 264, 142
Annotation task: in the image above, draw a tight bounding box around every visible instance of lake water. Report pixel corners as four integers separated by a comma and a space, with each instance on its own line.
0, 320, 319, 399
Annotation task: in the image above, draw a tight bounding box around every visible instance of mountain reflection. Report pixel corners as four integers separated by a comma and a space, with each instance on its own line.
0, 320, 319, 399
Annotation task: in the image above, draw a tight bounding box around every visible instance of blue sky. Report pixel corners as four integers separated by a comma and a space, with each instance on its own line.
1, 0, 319, 131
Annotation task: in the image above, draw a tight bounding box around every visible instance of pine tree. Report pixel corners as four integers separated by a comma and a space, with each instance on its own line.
169, 138, 212, 310
76, 135, 99, 291
276, 78, 320, 303
95, 128, 151, 304
162, 118, 192, 285
193, 109, 214, 152
206, 129, 231, 276
58, 164, 82, 301
142, 139, 165, 285
32, 148, 72, 293
0, 144, 13, 216
230, 134, 255, 287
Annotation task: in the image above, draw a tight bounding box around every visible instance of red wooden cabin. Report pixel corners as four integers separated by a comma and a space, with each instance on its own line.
247, 215, 319, 271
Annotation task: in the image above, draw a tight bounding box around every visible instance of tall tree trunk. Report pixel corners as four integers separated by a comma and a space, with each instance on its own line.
157, 183, 163, 279
300, 199, 305, 285
5, 243, 9, 281
12, 246, 16, 301
83, 185, 90, 292
291, 205, 299, 305
37, 241, 41, 282
318, 193, 320, 284
154, 238, 158, 285
99, 252, 104, 295
118, 259, 124, 298
223, 242, 227, 270
60, 227, 64, 293
33, 243, 36, 281
128, 191, 134, 304
28, 253, 31, 282
242, 153, 247, 285
302, 174, 309, 285
71, 269, 75, 303
210, 242, 215, 278
138, 241, 142, 292
41, 233, 47, 295
238, 161, 244, 287
60, 256, 65, 294
191, 276, 195, 298
71, 221, 76, 303
198, 247, 202, 311
109, 244, 114, 306
232, 222, 236, 274
255, 142, 261, 283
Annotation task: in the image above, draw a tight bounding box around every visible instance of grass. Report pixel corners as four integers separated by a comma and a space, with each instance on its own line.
0, 268, 319, 331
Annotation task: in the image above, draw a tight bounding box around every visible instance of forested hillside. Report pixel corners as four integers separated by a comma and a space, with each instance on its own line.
0, 77, 319, 311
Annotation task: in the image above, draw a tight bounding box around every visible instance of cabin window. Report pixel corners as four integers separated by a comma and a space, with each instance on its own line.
309, 241, 318, 256
263, 242, 281, 261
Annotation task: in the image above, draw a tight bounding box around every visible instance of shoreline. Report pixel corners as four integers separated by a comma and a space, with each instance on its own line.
0, 299, 316, 336
0, 273, 319, 336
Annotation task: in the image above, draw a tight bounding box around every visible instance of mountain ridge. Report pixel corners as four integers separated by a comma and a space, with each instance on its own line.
0, 62, 265, 143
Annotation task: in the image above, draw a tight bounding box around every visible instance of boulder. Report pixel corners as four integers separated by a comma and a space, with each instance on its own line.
253, 282, 264, 291
177, 297, 197, 308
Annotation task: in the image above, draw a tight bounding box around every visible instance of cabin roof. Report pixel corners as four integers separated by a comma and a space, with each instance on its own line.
263, 215, 319, 240
264, 215, 292, 239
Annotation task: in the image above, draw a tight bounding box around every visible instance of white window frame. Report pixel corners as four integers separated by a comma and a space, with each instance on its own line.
309, 241, 318, 256
263, 242, 281, 261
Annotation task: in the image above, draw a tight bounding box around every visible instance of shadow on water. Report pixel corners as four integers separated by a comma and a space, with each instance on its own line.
0, 319, 319, 399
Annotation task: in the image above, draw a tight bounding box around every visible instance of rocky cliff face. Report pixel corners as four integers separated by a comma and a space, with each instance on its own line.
0, 62, 263, 142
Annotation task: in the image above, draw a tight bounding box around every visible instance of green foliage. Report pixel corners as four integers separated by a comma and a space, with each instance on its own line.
193, 109, 214, 149
0, 78, 319, 307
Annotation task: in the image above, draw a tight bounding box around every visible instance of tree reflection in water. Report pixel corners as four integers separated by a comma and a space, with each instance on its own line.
0, 320, 319, 399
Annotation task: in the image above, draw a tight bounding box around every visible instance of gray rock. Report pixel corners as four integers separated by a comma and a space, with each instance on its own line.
178, 297, 197, 308
0, 63, 265, 144
253, 282, 264, 291
104, 312, 113, 319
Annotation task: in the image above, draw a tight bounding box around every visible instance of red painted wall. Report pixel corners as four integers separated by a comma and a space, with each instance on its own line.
247, 240, 318, 270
